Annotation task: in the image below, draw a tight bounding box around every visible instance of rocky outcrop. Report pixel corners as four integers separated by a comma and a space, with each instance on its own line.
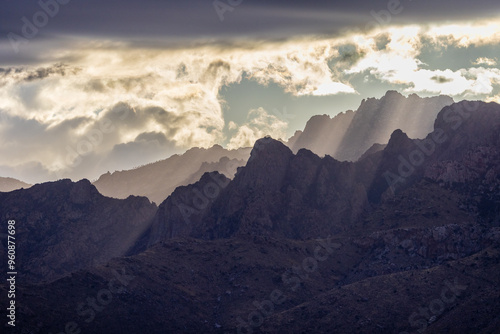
290, 111, 354, 157
147, 172, 230, 247
149, 138, 370, 242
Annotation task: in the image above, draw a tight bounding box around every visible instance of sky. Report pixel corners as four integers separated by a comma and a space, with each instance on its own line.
0, 0, 499, 183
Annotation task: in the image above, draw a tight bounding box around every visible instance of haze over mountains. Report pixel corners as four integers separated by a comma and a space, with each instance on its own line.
0, 177, 31, 193
288, 90, 454, 161
2, 0, 500, 331
1, 96, 499, 333
145, 100, 499, 243
0, 91, 453, 206
93, 146, 251, 204
88, 91, 453, 205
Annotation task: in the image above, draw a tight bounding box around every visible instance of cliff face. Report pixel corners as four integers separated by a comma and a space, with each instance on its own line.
289, 91, 453, 161
146, 172, 230, 247
0, 179, 157, 283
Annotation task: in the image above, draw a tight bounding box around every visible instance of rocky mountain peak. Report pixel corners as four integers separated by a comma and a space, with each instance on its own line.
249, 137, 293, 161
434, 101, 500, 138
69, 179, 100, 204
238, 137, 294, 190
290, 91, 454, 162
8, 96, 500, 334
384, 129, 413, 154
93, 144, 250, 204
381, 89, 404, 100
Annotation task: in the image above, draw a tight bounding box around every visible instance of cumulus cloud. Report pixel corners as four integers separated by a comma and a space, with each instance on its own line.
345, 19, 500, 96
227, 108, 288, 149
0, 102, 200, 182
486, 95, 500, 104
474, 57, 497, 66
0, 34, 358, 181
0, 36, 356, 123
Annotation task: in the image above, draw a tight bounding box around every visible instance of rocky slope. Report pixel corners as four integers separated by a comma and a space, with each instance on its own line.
289, 91, 453, 161
0, 179, 157, 283
146, 171, 231, 247
5, 229, 499, 333
149, 138, 372, 241
289, 109, 355, 157
261, 244, 500, 334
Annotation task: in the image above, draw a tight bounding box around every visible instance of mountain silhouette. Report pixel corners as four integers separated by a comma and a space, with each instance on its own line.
2, 97, 499, 334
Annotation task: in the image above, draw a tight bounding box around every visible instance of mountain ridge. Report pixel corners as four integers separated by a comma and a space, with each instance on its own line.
93, 145, 251, 204
0, 176, 31, 192
142, 101, 499, 245
2, 97, 499, 334
288, 90, 454, 161
0, 178, 157, 283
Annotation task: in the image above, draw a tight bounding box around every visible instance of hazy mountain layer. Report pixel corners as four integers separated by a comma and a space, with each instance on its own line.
289, 91, 454, 161
93, 145, 251, 204
0, 177, 31, 192
93, 92, 452, 206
